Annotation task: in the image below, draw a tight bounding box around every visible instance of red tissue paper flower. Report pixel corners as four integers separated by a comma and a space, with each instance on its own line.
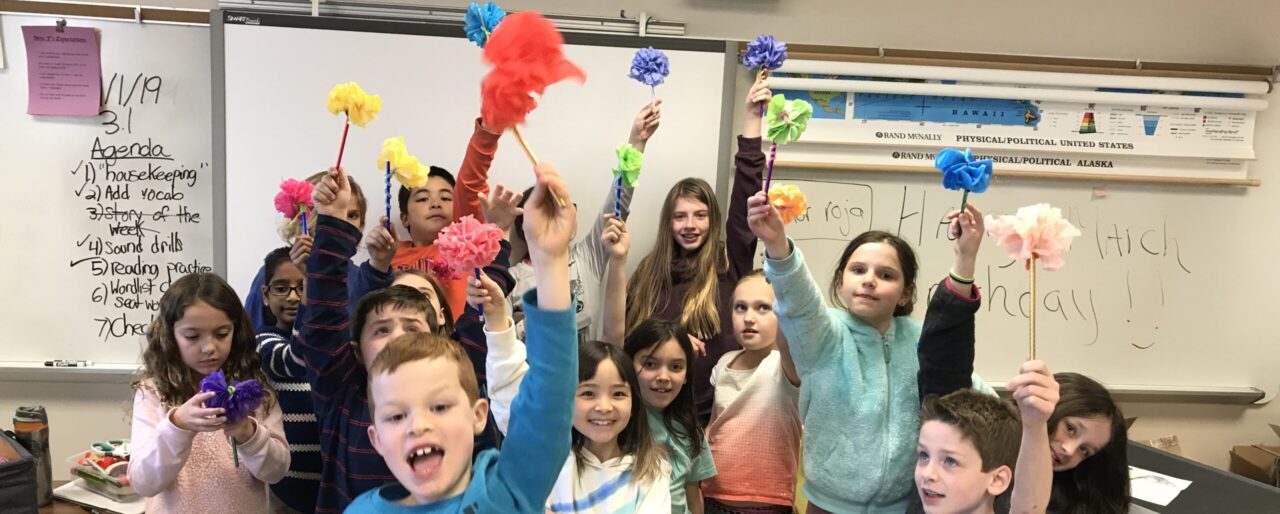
480, 11, 586, 130
436, 215, 505, 272
274, 179, 314, 219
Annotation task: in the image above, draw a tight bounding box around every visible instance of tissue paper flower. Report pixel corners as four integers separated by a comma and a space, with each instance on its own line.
742, 34, 787, 71
274, 179, 314, 219
326, 82, 382, 127
765, 94, 813, 144
935, 148, 993, 193
199, 370, 264, 423
629, 47, 670, 87
612, 143, 644, 187
464, 1, 506, 48
480, 11, 586, 130
984, 203, 1082, 271
378, 137, 430, 189
768, 184, 808, 224
426, 258, 464, 282
437, 215, 505, 272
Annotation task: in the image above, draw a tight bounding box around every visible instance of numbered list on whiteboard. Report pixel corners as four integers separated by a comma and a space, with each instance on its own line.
69, 72, 213, 343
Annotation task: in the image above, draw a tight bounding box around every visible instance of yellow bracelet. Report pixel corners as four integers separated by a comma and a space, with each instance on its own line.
949, 268, 975, 284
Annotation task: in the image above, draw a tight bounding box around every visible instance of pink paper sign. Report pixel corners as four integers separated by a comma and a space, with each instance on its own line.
22, 25, 102, 116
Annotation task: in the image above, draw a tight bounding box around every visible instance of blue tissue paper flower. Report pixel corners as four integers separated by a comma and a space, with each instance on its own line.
935, 148, 994, 193
742, 34, 787, 71
464, 2, 506, 48
629, 47, 671, 87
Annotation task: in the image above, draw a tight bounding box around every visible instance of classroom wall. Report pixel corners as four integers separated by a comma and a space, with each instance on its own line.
2, 0, 1277, 479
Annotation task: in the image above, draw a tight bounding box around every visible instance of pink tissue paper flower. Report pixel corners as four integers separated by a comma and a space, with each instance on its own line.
274, 179, 314, 219
984, 203, 1081, 271
436, 215, 505, 272
426, 258, 465, 282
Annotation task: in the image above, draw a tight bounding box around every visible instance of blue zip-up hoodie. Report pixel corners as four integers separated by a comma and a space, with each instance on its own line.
764, 242, 921, 514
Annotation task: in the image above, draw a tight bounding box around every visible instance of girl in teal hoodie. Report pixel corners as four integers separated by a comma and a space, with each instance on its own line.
747, 194, 985, 513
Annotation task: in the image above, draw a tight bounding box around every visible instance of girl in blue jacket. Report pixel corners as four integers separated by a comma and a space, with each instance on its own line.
748, 193, 986, 513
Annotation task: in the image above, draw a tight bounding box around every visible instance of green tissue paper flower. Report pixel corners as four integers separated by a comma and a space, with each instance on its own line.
765, 94, 813, 144
612, 143, 644, 187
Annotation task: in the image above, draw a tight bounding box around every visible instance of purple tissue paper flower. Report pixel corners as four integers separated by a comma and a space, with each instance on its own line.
628, 47, 671, 87
200, 370, 265, 423
464, 2, 506, 48
742, 34, 788, 71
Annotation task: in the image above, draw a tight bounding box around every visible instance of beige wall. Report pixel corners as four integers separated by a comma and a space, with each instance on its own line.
2, 0, 1277, 479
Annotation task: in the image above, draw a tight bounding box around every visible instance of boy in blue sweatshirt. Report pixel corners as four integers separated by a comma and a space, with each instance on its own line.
295, 166, 511, 512
346, 161, 579, 513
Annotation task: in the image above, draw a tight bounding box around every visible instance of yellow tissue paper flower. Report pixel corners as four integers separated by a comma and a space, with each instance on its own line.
378, 136, 430, 189
327, 82, 382, 127
396, 159, 430, 190
768, 184, 809, 224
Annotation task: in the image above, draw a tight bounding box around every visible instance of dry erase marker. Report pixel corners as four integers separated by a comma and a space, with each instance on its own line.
44, 360, 93, 367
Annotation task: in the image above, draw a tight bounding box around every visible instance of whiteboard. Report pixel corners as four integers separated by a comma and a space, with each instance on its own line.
769, 162, 1280, 393
219, 13, 731, 300
0, 14, 213, 365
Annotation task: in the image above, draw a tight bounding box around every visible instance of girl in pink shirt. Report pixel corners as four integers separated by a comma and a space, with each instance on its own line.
702, 271, 802, 514
128, 273, 290, 514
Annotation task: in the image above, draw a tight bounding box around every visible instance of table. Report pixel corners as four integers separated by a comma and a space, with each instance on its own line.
1129, 441, 1280, 513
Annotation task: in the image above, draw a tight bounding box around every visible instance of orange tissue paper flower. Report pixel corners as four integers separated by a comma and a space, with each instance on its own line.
480, 11, 585, 130
984, 203, 1082, 271
436, 215, 505, 272
327, 82, 382, 127
769, 184, 808, 224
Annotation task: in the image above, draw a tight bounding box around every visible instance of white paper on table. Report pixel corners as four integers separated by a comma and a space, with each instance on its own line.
53, 479, 146, 514
1129, 465, 1193, 507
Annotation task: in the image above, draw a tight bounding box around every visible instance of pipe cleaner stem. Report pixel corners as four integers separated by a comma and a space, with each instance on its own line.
651, 85, 656, 107
509, 125, 566, 208
764, 142, 778, 192
385, 160, 392, 231
335, 119, 351, 169
232, 436, 240, 468
301, 210, 309, 236
614, 175, 622, 219
474, 268, 484, 322
960, 189, 970, 213
1029, 255, 1038, 360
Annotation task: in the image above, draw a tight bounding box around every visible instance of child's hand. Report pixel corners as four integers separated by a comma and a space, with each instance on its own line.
688, 334, 707, 358
466, 273, 510, 330
601, 214, 629, 262
1008, 360, 1060, 427
313, 167, 354, 222
290, 235, 313, 274
523, 162, 577, 264
480, 184, 524, 233
366, 217, 398, 272
946, 203, 984, 269
222, 416, 256, 442
170, 391, 225, 433
747, 191, 788, 259
744, 70, 772, 118
628, 100, 663, 152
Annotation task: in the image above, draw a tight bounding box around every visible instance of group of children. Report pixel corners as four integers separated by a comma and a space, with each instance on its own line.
125, 72, 1132, 514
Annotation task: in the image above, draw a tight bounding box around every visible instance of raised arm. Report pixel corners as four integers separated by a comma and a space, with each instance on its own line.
490, 162, 578, 507
600, 214, 629, 346
454, 118, 503, 222
918, 204, 985, 399
726, 75, 768, 280
256, 332, 307, 381
748, 191, 842, 373
1008, 361, 1059, 514
294, 167, 366, 404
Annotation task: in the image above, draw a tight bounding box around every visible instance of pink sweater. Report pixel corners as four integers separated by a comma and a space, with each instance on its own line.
127, 381, 290, 513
